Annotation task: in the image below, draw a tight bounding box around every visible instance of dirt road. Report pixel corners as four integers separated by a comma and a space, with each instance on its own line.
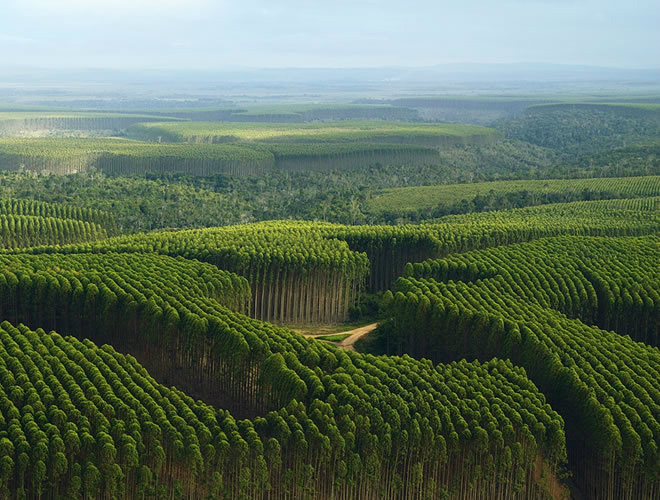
297, 322, 378, 351
337, 323, 377, 351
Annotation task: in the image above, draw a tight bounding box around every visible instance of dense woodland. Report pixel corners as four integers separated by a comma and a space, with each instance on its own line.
494, 104, 660, 159
1, 103, 658, 230
0, 135, 652, 231
0, 97, 659, 499
372, 235, 660, 499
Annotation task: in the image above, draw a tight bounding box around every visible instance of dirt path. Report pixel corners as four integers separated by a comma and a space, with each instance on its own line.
298, 322, 378, 351
337, 323, 378, 351
338, 323, 377, 351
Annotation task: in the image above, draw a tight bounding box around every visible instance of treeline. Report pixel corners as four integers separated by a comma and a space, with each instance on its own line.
370, 175, 660, 223
341, 198, 660, 289
495, 103, 660, 158
376, 235, 660, 499
380, 97, 552, 124
0, 215, 108, 250
127, 104, 421, 123
572, 140, 660, 178
345, 197, 660, 290
0, 137, 563, 231
126, 120, 498, 147
15, 200, 660, 323
0, 247, 568, 500
0, 139, 275, 177
267, 143, 439, 172
17, 223, 371, 324
0, 198, 115, 249
0, 113, 180, 136
0, 138, 447, 177
0, 199, 115, 233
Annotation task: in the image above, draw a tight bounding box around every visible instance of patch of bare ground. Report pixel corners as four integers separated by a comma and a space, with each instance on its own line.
535, 455, 572, 500
296, 322, 378, 351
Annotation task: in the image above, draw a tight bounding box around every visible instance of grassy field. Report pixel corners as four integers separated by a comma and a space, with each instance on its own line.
367, 175, 660, 213
316, 333, 353, 342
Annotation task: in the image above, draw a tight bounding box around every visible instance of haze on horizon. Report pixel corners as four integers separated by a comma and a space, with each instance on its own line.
1, 0, 659, 71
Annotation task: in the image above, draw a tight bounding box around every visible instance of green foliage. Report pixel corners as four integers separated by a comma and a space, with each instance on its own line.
0, 138, 274, 176
13, 198, 660, 318
0, 243, 565, 500
572, 140, 660, 178
0, 318, 564, 500
127, 120, 498, 145
0, 171, 254, 233
368, 175, 660, 216
106, 103, 421, 123
19, 221, 371, 324
495, 103, 660, 158
379, 234, 660, 498
0, 198, 113, 248
0, 135, 494, 177
1, 160, 660, 500
0, 198, 113, 228
0, 122, 502, 178
315, 333, 352, 342
0, 112, 182, 136
0, 136, 564, 230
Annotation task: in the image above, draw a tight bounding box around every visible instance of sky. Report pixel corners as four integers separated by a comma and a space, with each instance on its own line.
1, 0, 659, 70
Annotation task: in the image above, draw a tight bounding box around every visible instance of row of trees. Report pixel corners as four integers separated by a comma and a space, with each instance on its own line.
336, 198, 660, 290
0, 138, 446, 177
268, 143, 440, 172
0, 199, 115, 232
15, 199, 660, 325
0, 252, 256, 415
0, 144, 439, 177
95, 154, 272, 178
0, 215, 107, 249
370, 174, 660, 220
0, 114, 175, 136
126, 120, 496, 146
38, 222, 371, 325
0, 196, 112, 250
0, 139, 276, 177
402, 234, 660, 345
0, 247, 567, 500
121, 105, 420, 124
378, 234, 660, 499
